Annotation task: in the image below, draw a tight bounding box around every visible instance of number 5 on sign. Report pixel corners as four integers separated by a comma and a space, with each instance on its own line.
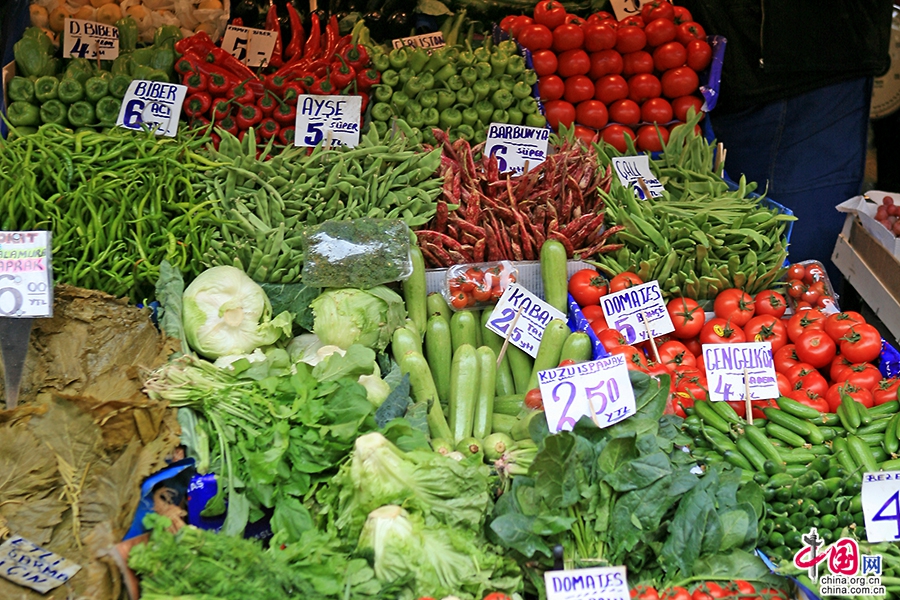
861, 472, 900, 542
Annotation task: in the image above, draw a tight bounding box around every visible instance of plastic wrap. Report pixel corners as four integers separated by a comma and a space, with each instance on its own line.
443, 260, 518, 311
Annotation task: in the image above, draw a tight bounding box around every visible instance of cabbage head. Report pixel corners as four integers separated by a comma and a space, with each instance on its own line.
310, 286, 406, 352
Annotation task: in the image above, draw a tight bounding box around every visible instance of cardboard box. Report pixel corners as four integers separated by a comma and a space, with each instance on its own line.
836, 192, 900, 259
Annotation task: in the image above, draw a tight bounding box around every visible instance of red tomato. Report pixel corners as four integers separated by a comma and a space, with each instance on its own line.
450, 292, 469, 310
499, 15, 518, 33
589, 10, 616, 23
661, 587, 692, 600
611, 344, 649, 370
636, 124, 669, 151
786, 263, 806, 280
518, 23, 553, 51
824, 311, 865, 341
552, 23, 585, 52
672, 5, 692, 24
804, 263, 827, 285
774, 344, 800, 374
676, 378, 707, 404
600, 124, 636, 152
557, 49, 591, 78
509, 16, 535, 38
533, 0, 567, 29
641, 97, 673, 123
640, 0, 675, 23
658, 340, 696, 369
589, 50, 624, 78
538, 75, 565, 101
598, 328, 628, 351
671, 95, 704, 121
789, 389, 829, 413
699, 318, 746, 344
531, 49, 558, 77
842, 363, 884, 391
594, 74, 629, 103
623, 50, 655, 76
666, 297, 705, 339
801, 285, 821, 305
787, 308, 826, 343
743, 314, 788, 352
581, 304, 606, 322
573, 124, 599, 144
619, 15, 645, 28
826, 382, 873, 411
755, 290, 787, 319
787, 279, 806, 300
590, 317, 610, 336
544, 100, 576, 129
568, 269, 608, 306
787, 363, 828, 397
609, 99, 642, 125
686, 39, 712, 71
653, 41, 687, 71
675, 21, 706, 45
839, 323, 882, 364
631, 585, 661, 600
564, 75, 595, 103
830, 354, 854, 383
483, 593, 513, 600
576, 99, 609, 129
713, 288, 756, 327
609, 271, 643, 291
583, 21, 617, 51
615, 26, 647, 54
661, 66, 700, 98
874, 378, 900, 405
566, 14, 586, 25
691, 582, 728, 600
628, 73, 662, 103
777, 372, 792, 396
795, 330, 837, 368
644, 16, 677, 46
524, 388, 544, 410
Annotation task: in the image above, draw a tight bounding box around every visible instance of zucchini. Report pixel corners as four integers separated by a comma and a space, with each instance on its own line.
540, 239, 569, 313
493, 394, 525, 416
448, 344, 480, 443
491, 413, 517, 435
403, 246, 428, 339
559, 332, 593, 363
507, 345, 534, 394
425, 315, 452, 404
526, 318, 571, 391
481, 308, 517, 396
400, 351, 451, 441
450, 310, 479, 353
427, 292, 452, 321
392, 323, 423, 364
472, 346, 497, 439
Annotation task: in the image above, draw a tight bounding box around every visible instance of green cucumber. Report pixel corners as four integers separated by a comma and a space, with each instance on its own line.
831, 437, 859, 473
559, 331, 593, 363
693, 401, 731, 434
481, 308, 517, 396
776, 395, 823, 420
450, 310, 479, 354
427, 292, 452, 321
870, 400, 900, 416
710, 400, 743, 424
507, 345, 534, 395
540, 239, 569, 313
736, 437, 767, 472
884, 414, 900, 455
403, 246, 428, 339
743, 423, 785, 467
846, 434, 879, 473
472, 346, 497, 439
425, 315, 452, 404
526, 318, 571, 392
448, 344, 480, 443
766, 422, 808, 448
723, 449, 754, 471
764, 407, 824, 444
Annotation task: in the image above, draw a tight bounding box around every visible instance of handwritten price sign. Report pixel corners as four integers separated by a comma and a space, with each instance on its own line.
486, 283, 566, 357
612, 155, 664, 199
0, 231, 52, 318
862, 471, 900, 543
538, 354, 636, 433
294, 95, 362, 148
0, 535, 81, 593
220, 25, 277, 67
484, 123, 549, 175
701, 342, 779, 402
116, 81, 187, 137
391, 32, 445, 49
545, 566, 630, 600
601, 280, 673, 344
64, 18, 118, 60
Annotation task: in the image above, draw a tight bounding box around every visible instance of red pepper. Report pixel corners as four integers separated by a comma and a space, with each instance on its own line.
211, 131, 221, 149
330, 55, 355, 89
340, 43, 369, 72
175, 32, 216, 56
358, 91, 369, 115
216, 115, 239, 136
184, 92, 212, 118
183, 71, 208, 94
279, 126, 295, 146
355, 68, 379, 93
285, 3, 305, 61
258, 117, 280, 139
228, 81, 256, 105
334, 35, 351, 59
265, 73, 288, 95
212, 97, 234, 118
309, 73, 334, 95
304, 14, 322, 60
231, 17, 243, 26
265, 3, 284, 68
272, 101, 296, 125
258, 93, 277, 117
282, 82, 305, 105
236, 103, 263, 129
192, 116, 211, 128
180, 51, 240, 94
204, 46, 264, 94
324, 15, 340, 58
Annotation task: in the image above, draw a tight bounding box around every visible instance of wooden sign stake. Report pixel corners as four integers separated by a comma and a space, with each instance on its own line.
496, 305, 525, 368
324, 129, 333, 150
642, 311, 661, 364
744, 366, 753, 425
636, 177, 652, 200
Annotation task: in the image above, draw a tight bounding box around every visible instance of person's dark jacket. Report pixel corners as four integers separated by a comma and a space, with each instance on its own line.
680, 0, 895, 113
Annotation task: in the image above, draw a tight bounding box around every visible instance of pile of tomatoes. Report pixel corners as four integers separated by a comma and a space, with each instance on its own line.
568, 267, 896, 419
445, 262, 518, 310
631, 581, 788, 600
499, 0, 712, 151
784, 261, 836, 311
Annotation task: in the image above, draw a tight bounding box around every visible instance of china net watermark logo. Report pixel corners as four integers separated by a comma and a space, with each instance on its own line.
793, 527, 886, 597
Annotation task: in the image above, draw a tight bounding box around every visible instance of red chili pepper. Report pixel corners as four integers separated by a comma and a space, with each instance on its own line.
183, 71, 208, 94
340, 43, 369, 71
236, 103, 263, 129
279, 126, 295, 146
330, 55, 355, 89
228, 81, 256, 105
285, 3, 305, 61
184, 92, 212, 118
216, 115, 239, 136
355, 68, 379, 93
174, 32, 216, 56
258, 93, 277, 117
192, 116, 211, 128
211, 97, 234, 118
265, 73, 288, 95
180, 50, 241, 94
264, 3, 284, 67
231, 17, 243, 26
211, 131, 221, 149
258, 117, 280, 139
272, 101, 296, 125
334, 34, 351, 58
204, 46, 264, 94
282, 82, 305, 104
305, 14, 322, 60
309, 73, 334, 95
358, 91, 369, 114
324, 15, 340, 58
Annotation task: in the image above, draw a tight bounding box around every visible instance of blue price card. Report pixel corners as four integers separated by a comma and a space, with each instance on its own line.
600, 280, 673, 344
486, 283, 566, 358
294, 94, 362, 148
484, 123, 550, 175
116, 81, 187, 137
701, 342, 779, 402
538, 354, 636, 433
863, 471, 900, 543
544, 566, 630, 600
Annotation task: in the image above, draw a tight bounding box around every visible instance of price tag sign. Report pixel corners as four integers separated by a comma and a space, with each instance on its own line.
0, 231, 52, 318
612, 155, 664, 199
116, 80, 187, 137
484, 123, 549, 175
539, 354, 636, 433
609, 0, 647, 21
486, 283, 566, 358
863, 472, 900, 543
294, 95, 362, 148
220, 25, 278, 67
702, 342, 779, 402
601, 280, 673, 344
391, 32, 445, 50
0, 535, 82, 593
64, 18, 119, 60
545, 566, 630, 600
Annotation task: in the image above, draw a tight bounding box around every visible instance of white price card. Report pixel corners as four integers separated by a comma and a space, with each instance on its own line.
486, 283, 566, 358
294, 94, 362, 148
612, 155, 664, 199
539, 354, 636, 433
0, 231, 52, 318
600, 280, 673, 344
545, 565, 629, 600
220, 25, 278, 67
116, 80, 187, 137
863, 471, 900, 543
0, 535, 82, 593
485, 123, 549, 175
64, 18, 119, 60
609, 0, 646, 21
391, 32, 445, 49
701, 342, 779, 402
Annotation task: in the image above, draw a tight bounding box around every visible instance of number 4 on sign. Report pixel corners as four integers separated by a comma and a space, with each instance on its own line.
873, 490, 900, 539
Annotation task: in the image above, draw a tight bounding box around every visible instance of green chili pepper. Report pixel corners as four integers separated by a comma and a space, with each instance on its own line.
419, 72, 435, 90
525, 113, 547, 128
487, 78, 500, 93
374, 84, 393, 103
109, 74, 132, 99
95, 96, 122, 126
7, 101, 40, 126
422, 107, 440, 126
474, 128, 487, 144
436, 89, 456, 111
473, 61, 492, 80
490, 51, 509, 77
398, 67, 415, 86
371, 102, 394, 121
403, 76, 423, 97
406, 111, 425, 129
409, 48, 430, 73
460, 66, 478, 86
381, 69, 400, 87
8, 77, 35, 103
404, 100, 422, 117
492, 88, 514, 110
512, 81, 532, 99
507, 55, 526, 77
39, 99, 68, 126
372, 51, 390, 72
498, 40, 518, 54
439, 107, 462, 130
388, 47, 409, 70
446, 75, 464, 91
456, 87, 475, 106
519, 96, 539, 114
84, 76, 109, 102
507, 106, 523, 125
58, 78, 84, 103
34, 75, 58, 102
524, 71, 538, 86
7, 126, 37, 139
473, 80, 490, 101
492, 109, 509, 123
457, 51, 475, 67
423, 47, 450, 73
457, 123, 475, 140
67, 101, 95, 127
474, 47, 490, 62
433, 63, 456, 83
461, 106, 479, 126
499, 75, 516, 92
391, 90, 410, 114
475, 100, 494, 123
418, 89, 438, 109
373, 120, 388, 136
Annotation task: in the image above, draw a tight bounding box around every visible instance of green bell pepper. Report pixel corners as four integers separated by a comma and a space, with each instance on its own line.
507, 106, 524, 125
433, 63, 456, 83
84, 76, 109, 102
525, 113, 547, 128
372, 52, 391, 72
150, 46, 176, 81
381, 69, 400, 87
436, 89, 456, 111
418, 89, 438, 109
372, 120, 387, 136
490, 51, 509, 77
409, 48, 430, 73
446, 75, 464, 91
389, 47, 409, 70
461, 106, 478, 126
7, 101, 40, 127
371, 102, 394, 121
154, 25, 182, 48
391, 91, 410, 114
519, 97, 539, 114
487, 78, 500, 93
474, 128, 487, 144
403, 76, 423, 98
492, 109, 509, 123
65, 59, 95, 84
404, 100, 422, 117
96, 96, 122, 126
398, 67, 415, 86
439, 107, 462, 130
109, 74, 132, 99
131, 66, 168, 82
111, 55, 134, 77
34, 76, 58, 102
419, 72, 435, 90
457, 123, 475, 140
13, 28, 55, 78
67, 101, 95, 127
456, 87, 475, 106
374, 84, 393, 103
473, 80, 490, 101
39, 99, 68, 126
406, 111, 425, 129
523, 70, 538, 86
475, 100, 494, 123
460, 66, 478, 86
115, 17, 139, 53
492, 89, 514, 110
512, 81, 533, 100
499, 75, 516, 92
473, 61, 492, 80
7, 126, 37, 140
58, 78, 85, 104
422, 107, 440, 126
8, 77, 35, 103
507, 55, 526, 77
